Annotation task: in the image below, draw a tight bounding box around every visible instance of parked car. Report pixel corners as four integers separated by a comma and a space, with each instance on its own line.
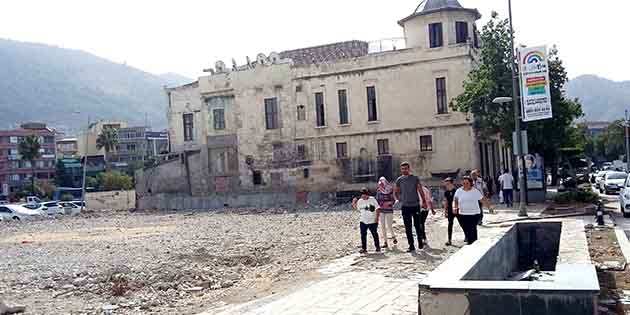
600, 171, 628, 194
70, 201, 86, 209
22, 201, 65, 216
595, 170, 612, 189
0, 204, 43, 221
58, 202, 81, 215
619, 175, 630, 218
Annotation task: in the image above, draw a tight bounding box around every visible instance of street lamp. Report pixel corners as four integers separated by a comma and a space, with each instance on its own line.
74, 111, 90, 211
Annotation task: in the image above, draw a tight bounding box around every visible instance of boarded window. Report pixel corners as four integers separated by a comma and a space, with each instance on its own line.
297, 144, 307, 160
264, 98, 279, 129
455, 21, 469, 44
420, 135, 433, 152
336, 142, 348, 158
338, 89, 349, 125
377, 139, 389, 155
297, 105, 306, 121
366, 86, 378, 122
213, 108, 225, 130
183, 113, 194, 141
436, 78, 448, 114
429, 23, 443, 48
315, 92, 325, 127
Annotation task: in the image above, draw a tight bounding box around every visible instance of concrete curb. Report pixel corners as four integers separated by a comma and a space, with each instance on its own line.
614, 227, 630, 264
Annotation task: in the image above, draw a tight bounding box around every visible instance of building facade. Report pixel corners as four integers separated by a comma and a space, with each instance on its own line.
111, 127, 169, 164
140, 0, 508, 208
56, 137, 79, 158
0, 123, 57, 196
77, 120, 127, 157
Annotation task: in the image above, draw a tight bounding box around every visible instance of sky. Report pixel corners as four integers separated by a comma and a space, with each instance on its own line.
0, 0, 628, 82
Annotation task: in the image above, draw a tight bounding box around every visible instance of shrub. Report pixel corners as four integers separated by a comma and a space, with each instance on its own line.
60, 193, 75, 201
98, 171, 133, 191
553, 187, 599, 204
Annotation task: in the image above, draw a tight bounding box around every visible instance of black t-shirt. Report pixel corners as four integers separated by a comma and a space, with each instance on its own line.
444, 189, 456, 214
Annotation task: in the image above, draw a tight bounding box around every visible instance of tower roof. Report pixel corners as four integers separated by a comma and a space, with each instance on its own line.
398, 0, 481, 26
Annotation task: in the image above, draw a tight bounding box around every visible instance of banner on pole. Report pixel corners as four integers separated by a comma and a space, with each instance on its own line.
519, 45, 553, 122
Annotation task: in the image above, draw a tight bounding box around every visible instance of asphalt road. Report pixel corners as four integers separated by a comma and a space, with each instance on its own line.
597, 189, 630, 233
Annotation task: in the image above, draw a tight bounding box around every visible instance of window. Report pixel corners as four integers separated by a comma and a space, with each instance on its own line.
473, 25, 479, 48
297, 144, 307, 160
436, 77, 448, 114
456, 21, 469, 44
213, 108, 225, 130
264, 98, 279, 130
183, 113, 194, 142
338, 90, 349, 125
377, 139, 389, 155
9, 136, 18, 144
9, 174, 20, 181
128, 144, 136, 152
36, 161, 44, 168
0, 207, 11, 213
297, 105, 306, 121
336, 142, 348, 158
252, 171, 263, 185
366, 87, 378, 122
420, 135, 433, 152
315, 92, 325, 127
429, 23, 443, 48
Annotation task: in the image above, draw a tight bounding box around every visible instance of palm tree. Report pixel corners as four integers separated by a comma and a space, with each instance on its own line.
18, 135, 42, 195
96, 127, 119, 169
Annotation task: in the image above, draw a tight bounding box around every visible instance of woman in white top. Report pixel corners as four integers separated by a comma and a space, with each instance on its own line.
454, 176, 493, 245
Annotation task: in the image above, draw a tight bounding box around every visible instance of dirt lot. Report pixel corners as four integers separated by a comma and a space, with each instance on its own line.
0, 207, 362, 315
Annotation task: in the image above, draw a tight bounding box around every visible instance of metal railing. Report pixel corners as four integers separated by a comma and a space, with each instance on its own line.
368, 38, 407, 54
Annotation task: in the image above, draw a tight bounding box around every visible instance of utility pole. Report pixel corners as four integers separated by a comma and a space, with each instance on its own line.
625, 110, 630, 172
508, 0, 528, 217
81, 115, 90, 211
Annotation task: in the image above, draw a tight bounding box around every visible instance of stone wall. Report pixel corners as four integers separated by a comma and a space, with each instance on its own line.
86, 190, 135, 211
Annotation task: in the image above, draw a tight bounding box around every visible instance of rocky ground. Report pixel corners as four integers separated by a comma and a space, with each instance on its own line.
0, 206, 367, 315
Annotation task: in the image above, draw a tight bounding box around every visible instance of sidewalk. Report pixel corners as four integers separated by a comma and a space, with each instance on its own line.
201, 205, 546, 315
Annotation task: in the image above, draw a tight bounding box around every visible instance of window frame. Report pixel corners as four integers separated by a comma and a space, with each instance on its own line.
436, 77, 448, 114
420, 135, 433, 152
366, 86, 378, 122
338, 89, 349, 125
315, 92, 326, 127
429, 22, 444, 48
297, 105, 306, 121
213, 108, 226, 130
296, 144, 308, 161
377, 139, 390, 156
264, 98, 279, 130
336, 142, 348, 159
455, 21, 469, 44
183, 113, 194, 142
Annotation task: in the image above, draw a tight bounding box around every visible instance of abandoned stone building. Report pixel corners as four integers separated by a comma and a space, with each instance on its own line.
137, 0, 510, 209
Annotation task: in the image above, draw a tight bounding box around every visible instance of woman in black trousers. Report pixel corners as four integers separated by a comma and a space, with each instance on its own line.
453, 177, 493, 245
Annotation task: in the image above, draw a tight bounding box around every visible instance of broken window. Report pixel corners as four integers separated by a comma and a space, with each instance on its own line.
252, 170, 263, 185
264, 98, 279, 129
315, 92, 325, 127
183, 113, 194, 141
297, 105, 306, 121
377, 139, 389, 155
456, 21, 469, 44
213, 108, 225, 130
429, 23, 443, 48
338, 89, 349, 125
297, 144, 307, 160
336, 142, 348, 158
436, 77, 448, 114
366, 86, 377, 122
420, 135, 433, 152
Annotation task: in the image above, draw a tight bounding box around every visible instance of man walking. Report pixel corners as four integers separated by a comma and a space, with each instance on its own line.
498, 169, 514, 208
394, 162, 427, 252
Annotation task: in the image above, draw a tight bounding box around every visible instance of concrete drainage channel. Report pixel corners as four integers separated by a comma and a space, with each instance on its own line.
419, 220, 599, 315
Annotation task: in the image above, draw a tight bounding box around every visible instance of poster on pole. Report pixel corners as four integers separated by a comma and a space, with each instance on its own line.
519, 45, 553, 122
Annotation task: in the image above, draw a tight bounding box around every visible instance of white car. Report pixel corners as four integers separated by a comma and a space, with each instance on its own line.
595, 170, 612, 189
601, 171, 628, 195
0, 204, 43, 221
58, 202, 82, 215
22, 201, 65, 216
620, 175, 630, 218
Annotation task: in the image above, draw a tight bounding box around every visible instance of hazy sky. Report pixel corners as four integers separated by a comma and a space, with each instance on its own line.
1, 0, 627, 81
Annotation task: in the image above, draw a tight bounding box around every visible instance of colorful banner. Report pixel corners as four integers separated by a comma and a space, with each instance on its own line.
519, 46, 553, 122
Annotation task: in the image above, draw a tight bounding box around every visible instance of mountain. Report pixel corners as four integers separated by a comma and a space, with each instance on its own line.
159, 72, 194, 88
0, 39, 188, 133
566, 75, 630, 122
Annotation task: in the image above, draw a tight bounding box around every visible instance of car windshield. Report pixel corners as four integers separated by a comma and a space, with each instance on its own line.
608, 173, 627, 180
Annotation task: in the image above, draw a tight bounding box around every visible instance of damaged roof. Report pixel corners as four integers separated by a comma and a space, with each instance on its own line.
279, 40, 369, 67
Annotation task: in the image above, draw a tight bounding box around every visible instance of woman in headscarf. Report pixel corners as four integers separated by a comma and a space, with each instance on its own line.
376, 177, 397, 248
